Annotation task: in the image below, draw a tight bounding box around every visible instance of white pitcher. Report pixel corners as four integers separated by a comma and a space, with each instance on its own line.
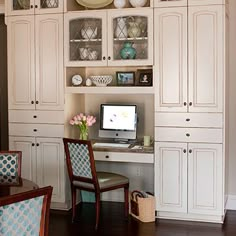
115, 17, 128, 39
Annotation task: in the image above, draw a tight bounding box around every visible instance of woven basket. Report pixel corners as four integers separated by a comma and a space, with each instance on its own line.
130, 191, 155, 222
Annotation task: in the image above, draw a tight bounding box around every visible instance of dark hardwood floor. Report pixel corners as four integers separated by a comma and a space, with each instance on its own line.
49, 202, 236, 236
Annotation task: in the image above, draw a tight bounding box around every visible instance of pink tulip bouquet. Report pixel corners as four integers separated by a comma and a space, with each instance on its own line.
69, 113, 96, 140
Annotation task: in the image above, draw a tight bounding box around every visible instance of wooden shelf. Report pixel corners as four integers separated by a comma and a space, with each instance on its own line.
65, 86, 155, 94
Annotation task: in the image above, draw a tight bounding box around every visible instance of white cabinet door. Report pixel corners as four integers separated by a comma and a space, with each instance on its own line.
154, 7, 187, 112
107, 8, 153, 66
36, 137, 65, 203
155, 142, 188, 213
188, 143, 223, 215
7, 16, 35, 110
35, 14, 64, 110
9, 136, 37, 182
188, 5, 224, 112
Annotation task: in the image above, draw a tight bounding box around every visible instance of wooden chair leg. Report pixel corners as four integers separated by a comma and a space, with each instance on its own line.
95, 193, 100, 230
71, 186, 77, 222
124, 185, 129, 218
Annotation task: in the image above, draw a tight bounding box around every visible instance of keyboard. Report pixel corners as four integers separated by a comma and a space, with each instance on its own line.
93, 142, 130, 148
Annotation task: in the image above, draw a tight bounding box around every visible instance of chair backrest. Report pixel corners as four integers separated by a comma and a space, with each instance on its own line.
0, 151, 22, 178
0, 186, 53, 236
63, 138, 98, 188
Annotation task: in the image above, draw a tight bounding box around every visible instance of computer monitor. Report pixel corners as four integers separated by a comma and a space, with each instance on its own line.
99, 104, 137, 141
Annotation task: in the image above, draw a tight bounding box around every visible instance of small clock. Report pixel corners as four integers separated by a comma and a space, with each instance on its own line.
71, 74, 83, 86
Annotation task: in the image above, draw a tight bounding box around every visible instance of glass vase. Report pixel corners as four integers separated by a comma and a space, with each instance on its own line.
80, 131, 88, 140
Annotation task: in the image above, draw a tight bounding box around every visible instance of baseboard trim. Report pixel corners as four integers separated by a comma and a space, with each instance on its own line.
226, 195, 236, 210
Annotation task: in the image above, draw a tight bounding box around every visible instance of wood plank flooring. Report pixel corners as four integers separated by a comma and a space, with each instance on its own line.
49, 202, 236, 236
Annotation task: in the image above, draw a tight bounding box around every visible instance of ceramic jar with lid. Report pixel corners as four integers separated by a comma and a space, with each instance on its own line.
120, 42, 136, 59
129, 0, 147, 7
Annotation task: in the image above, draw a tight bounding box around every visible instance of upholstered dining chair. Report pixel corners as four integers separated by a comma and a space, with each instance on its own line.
0, 151, 22, 182
63, 138, 129, 229
0, 186, 53, 236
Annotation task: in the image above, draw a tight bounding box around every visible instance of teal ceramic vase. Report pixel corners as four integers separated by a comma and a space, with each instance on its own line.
120, 42, 136, 59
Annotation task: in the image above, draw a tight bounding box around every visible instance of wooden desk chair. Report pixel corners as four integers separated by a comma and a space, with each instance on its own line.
0, 151, 22, 183
63, 138, 129, 229
0, 186, 53, 236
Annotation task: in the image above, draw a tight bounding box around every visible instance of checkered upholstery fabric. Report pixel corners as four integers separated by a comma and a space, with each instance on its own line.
0, 196, 44, 235
0, 153, 19, 176
68, 142, 92, 179
0, 175, 18, 184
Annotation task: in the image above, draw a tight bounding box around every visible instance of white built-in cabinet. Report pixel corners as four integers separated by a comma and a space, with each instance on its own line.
155, 142, 223, 217
155, 6, 223, 113
64, 8, 153, 67
7, 14, 64, 110
6, 0, 66, 208
9, 136, 65, 203
154, 1, 227, 223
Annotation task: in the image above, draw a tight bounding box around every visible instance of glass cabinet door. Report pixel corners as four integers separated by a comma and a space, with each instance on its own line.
65, 11, 107, 67
7, 0, 62, 16
108, 9, 153, 66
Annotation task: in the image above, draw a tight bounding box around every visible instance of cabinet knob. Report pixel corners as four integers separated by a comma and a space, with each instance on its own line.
31, 101, 34, 104
33, 129, 37, 132
189, 102, 192, 106
189, 149, 192, 153
108, 56, 111, 60
186, 118, 190, 122
186, 133, 190, 137
35, 5, 38, 8
183, 149, 186, 153
30, 5, 33, 8
32, 143, 35, 146
184, 102, 187, 106
36, 143, 39, 146
33, 115, 37, 118
105, 155, 109, 159
103, 56, 106, 60
36, 101, 39, 104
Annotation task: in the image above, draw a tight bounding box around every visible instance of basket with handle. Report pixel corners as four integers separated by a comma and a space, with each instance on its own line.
130, 190, 155, 222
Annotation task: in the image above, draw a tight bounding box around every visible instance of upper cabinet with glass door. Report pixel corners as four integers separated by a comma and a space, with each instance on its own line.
64, 8, 153, 67
6, 0, 63, 16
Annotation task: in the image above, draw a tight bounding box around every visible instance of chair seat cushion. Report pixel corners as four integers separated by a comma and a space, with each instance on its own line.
73, 171, 129, 190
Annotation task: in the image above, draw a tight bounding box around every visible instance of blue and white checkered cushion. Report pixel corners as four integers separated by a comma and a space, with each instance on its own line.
68, 142, 92, 179
0, 196, 44, 236
0, 153, 19, 177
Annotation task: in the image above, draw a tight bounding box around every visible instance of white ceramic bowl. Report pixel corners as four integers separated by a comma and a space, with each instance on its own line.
129, 0, 147, 7
90, 75, 113, 87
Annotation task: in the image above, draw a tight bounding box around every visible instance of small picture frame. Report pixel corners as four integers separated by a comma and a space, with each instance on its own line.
136, 69, 153, 86
116, 71, 135, 86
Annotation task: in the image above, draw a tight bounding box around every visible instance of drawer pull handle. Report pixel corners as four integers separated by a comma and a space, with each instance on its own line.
189, 149, 192, 153
186, 133, 190, 137
183, 149, 186, 153
186, 118, 190, 122
33, 115, 37, 118
105, 155, 109, 159
33, 129, 37, 132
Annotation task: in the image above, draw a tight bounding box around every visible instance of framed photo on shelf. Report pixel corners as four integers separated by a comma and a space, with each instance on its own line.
116, 72, 135, 86
136, 69, 153, 86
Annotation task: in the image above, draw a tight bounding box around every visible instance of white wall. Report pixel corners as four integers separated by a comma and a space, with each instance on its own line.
227, 0, 236, 209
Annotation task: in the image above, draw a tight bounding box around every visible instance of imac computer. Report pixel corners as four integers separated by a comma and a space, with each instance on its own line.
98, 104, 137, 142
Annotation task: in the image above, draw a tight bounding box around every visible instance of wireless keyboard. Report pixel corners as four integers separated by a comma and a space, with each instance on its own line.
93, 142, 130, 148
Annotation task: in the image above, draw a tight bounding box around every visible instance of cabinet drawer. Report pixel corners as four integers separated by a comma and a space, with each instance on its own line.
155, 127, 222, 143
9, 110, 64, 124
155, 113, 223, 128
9, 123, 64, 137
94, 151, 154, 164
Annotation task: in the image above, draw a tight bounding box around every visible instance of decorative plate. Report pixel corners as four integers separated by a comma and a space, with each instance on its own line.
75, 0, 113, 9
